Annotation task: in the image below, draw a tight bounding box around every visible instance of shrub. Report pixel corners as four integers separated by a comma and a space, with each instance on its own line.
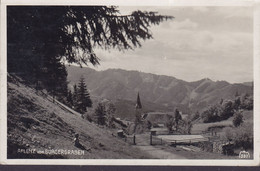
222, 127, 235, 141
220, 100, 234, 120
197, 141, 213, 152
201, 100, 238, 123
241, 94, 253, 110
146, 120, 152, 130
85, 114, 93, 122
191, 111, 200, 121
201, 106, 221, 123
222, 124, 253, 150
207, 125, 227, 132
233, 112, 243, 127
183, 119, 193, 134
233, 124, 253, 150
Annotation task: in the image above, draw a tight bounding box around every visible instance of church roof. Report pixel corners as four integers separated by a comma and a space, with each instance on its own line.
135, 92, 142, 109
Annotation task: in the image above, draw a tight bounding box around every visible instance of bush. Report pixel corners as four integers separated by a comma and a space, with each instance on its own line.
233, 112, 243, 127
233, 124, 253, 150
191, 111, 200, 121
222, 127, 235, 141
85, 114, 93, 122
146, 120, 152, 130
241, 94, 253, 110
200, 99, 239, 123
220, 100, 234, 120
201, 105, 221, 123
180, 119, 193, 134
222, 124, 253, 150
197, 141, 213, 152
207, 125, 227, 132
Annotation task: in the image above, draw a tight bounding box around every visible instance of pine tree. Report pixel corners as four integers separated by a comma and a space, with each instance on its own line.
8, 6, 173, 94
106, 102, 116, 128
43, 56, 68, 95
166, 115, 174, 133
73, 84, 78, 109
233, 97, 241, 111
174, 109, 182, 131
66, 90, 73, 107
95, 103, 106, 125
76, 77, 92, 114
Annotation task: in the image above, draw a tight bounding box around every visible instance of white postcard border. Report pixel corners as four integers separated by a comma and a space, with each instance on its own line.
1, 0, 259, 166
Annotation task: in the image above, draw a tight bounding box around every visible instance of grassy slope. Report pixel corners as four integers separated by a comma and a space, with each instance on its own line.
7, 75, 151, 159
191, 110, 253, 134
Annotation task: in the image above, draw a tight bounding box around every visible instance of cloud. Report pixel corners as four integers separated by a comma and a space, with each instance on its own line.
88, 6, 253, 83
214, 7, 253, 19
174, 18, 199, 30
191, 7, 210, 13
160, 18, 198, 30
151, 23, 252, 54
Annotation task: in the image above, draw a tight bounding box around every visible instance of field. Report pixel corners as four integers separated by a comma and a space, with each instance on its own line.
192, 120, 233, 134
192, 110, 253, 134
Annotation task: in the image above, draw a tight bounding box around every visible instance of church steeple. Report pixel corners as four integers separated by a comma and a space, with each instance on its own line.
135, 92, 142, 109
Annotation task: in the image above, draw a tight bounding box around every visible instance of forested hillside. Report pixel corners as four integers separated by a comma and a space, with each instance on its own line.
67, 65, 253, 113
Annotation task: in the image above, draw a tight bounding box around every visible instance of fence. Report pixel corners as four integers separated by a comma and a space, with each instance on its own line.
202, 130, 219, 136
123, 134, 164, 146
150, 135, 163, 145
169, 137, 209, 146
38, 90, 82, 117
150, 128, 169, 135
124, 135, 136, 145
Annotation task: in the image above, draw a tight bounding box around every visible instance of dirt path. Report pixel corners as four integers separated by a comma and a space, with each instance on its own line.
134, 134, 187, 159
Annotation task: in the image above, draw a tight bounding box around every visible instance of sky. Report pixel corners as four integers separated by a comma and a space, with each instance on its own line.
87, 6, 253, 83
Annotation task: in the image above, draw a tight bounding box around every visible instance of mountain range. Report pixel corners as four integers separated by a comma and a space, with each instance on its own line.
66, 65, 253, 115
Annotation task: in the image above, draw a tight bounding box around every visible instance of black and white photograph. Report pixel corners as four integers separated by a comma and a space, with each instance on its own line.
1, 0, 259, 166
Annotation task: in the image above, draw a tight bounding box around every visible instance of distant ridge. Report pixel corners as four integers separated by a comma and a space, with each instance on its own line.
67, 65, 253, 113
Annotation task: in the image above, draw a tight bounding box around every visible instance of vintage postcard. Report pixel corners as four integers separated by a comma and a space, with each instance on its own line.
0, 0, 259, 166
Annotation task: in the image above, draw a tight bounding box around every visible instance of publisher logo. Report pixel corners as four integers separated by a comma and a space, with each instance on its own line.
239, 151, 250, 159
